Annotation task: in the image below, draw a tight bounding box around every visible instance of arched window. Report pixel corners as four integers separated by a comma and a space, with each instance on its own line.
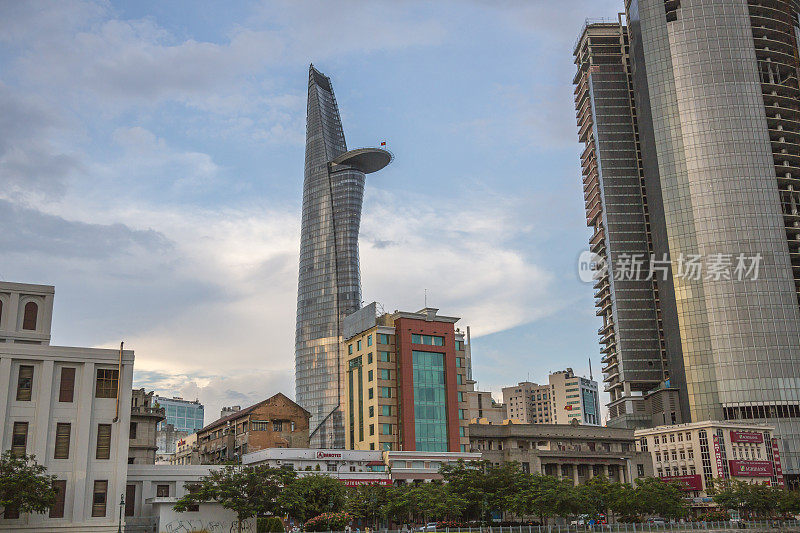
22, 302, 38, 331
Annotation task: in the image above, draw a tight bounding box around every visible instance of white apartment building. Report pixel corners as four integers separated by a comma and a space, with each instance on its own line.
636, 421, 783, 501
0, 282, 134, 532
386, 450, 482, 483
550, 368, 600, 426
502, 368, 600, 426
242, 448, 390, 486
466, 389, 507, 425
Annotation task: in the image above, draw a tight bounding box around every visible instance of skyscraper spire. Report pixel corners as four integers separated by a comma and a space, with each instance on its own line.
295, 65, 392, 448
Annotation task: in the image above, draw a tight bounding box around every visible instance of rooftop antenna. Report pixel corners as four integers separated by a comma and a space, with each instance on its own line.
589, 356, 593, 381
424, 288, 427, 308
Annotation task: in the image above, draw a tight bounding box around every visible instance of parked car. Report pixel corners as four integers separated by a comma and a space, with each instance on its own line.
647, 517, 666, 525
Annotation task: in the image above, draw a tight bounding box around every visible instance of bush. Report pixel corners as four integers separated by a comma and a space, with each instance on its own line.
694, 510, 729, 522
304, 511, 351, 532
258, 516, 286, 532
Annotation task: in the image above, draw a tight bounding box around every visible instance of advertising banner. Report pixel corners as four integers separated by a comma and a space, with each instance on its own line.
728, 460, 773, 477
660, 474, 703, 491
730, 431, 764, 444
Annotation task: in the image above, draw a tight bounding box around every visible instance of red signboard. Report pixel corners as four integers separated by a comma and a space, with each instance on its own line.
713, 436, 724, 478
729, 460, 774, 477
730, 431, 764, 444
661, 474, 703, 492
772, 439, 785, 487
342, 478, 392, 487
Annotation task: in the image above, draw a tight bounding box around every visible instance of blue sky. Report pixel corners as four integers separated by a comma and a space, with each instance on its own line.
0, 0, 621, 421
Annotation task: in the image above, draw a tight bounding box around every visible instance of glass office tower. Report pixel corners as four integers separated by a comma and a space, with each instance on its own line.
295, 65, 391, 448
575, 1, 800, 484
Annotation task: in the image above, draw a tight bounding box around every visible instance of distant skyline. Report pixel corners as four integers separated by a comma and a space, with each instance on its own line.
0, 0, 619, 420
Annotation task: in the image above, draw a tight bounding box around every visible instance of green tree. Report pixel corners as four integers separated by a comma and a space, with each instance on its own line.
633, 477, 688, 520
779, 489, 800, 516
743, 483, 782, 518
346, 484, 390, 528
174, 465, 296, 533
439, 460, 525, 522
0, 451, 57, 518
278, 474, 346, 522
575, 476, 632, 523
506, 474, 580, 525
711, 479, 750, 518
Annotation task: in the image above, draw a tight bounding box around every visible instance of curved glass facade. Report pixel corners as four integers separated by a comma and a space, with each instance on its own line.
295, 66, 373, 448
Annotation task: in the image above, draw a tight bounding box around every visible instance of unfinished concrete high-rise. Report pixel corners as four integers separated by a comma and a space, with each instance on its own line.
575, 0, 800, 485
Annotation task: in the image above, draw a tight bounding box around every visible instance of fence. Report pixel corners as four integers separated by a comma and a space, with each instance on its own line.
345, 523, 800, 533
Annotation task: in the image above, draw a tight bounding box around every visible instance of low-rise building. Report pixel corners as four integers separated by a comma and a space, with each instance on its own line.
125, 464, 253, 533
153, 395, 204, 461
342, 303, 471, 453
242, 448, 390, 486
385, 450, 481, 484
470, 422, 652, 485
467, 389, 507, 425
197, 393, 310, 464
171, 433, 199, 465
129, 389, 165, 465
0, 281, 134, 532
635, 421, 783, 500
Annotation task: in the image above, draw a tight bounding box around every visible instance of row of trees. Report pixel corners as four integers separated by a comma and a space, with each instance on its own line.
174, 460, 698, 531
711, 478, 800, 519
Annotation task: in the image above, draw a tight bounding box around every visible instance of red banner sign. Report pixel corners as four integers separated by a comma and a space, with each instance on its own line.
729, 460, 773, 477
713, 436, 724, 478
730, 431, 764, 443
772, 439, 785, 487
661, 474, 703, 491
342, 478, 392, 487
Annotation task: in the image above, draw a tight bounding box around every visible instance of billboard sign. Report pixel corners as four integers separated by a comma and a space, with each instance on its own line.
730, 431, 763, 444
729, 460, 773, 477
661, 474, 703, 491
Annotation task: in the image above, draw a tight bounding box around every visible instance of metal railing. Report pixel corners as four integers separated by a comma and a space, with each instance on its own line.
329, 522, 800, 533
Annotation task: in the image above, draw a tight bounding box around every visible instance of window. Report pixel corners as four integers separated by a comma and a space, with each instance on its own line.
54, 423, 71, 459
455, 340, 463, 351
369, 424, 374, 436
368, 388, 373, 400
357, 340, 362, 350
368, 370, 373, 382
92, 480, 108, 517
459, 426, 466, 437
273, 421, 283, 432
367, 353, 373, 364
348, 344, 353, 355
457, 374, 463, 385
125, 485, 136, 517
411, 334, 444, 346
381, 442, 392, 451
382, 423, 392, 435
156, 484, 170, 497
381, 405, 391, 417
637, 464, 645, 478
95, 369, 119, 399
379, 351, 390, 362
59, 367, 75, 403
380, 369, 390, 380
22, 301, 38, 330
367, 335, 372, 347
16, 365, 33, 401
50, 480, 67, 518
460, 444, 466, 452
459, 409, 466, 420
368, 406, 374, 418
458, 391, 465, 402
129, 422, 137, 440
456, 357, 463, 368
381, 387, 392, 398
379, 334, 390, 344
185, 484, 200, 511
96, 424, 112, 460
12, 421, 28, 456
688, 449, 694, 459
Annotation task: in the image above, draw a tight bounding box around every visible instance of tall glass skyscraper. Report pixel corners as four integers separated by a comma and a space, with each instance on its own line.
575, 0, 800, 484
295, 65, 392, 448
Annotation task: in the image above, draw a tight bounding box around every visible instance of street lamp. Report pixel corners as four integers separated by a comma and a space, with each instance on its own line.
118, 494, 125, 533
